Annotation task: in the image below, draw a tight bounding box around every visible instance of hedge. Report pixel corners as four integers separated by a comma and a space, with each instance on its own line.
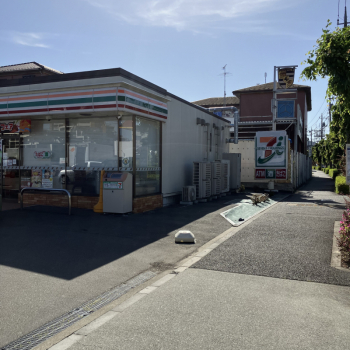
315, 166, 321, 170
324, 168, 330, 174
329, 169, 339, 180
335, 175, 350, 194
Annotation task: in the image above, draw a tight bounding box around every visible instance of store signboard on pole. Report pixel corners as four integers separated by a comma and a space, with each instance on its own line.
278, 68, 295, 89
255, 131, 288, 180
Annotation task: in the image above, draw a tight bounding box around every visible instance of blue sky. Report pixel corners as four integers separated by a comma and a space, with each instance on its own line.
0, 0, 343, 137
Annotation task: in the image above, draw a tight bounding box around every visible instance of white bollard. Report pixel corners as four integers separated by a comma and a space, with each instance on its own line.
175, 230, 196, 243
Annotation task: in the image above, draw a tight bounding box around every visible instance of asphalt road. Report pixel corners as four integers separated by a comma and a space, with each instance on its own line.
0, 192, 242, 348
194, 171, 350, 285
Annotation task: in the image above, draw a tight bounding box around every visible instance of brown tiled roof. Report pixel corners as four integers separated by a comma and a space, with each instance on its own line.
232, 82, 310, 93
192, 96, 240, 107
0, 62, 63, 74
232, 82, 312, 111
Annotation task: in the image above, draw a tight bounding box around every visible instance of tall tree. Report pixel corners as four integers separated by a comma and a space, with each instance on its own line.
302, 20, 350, 160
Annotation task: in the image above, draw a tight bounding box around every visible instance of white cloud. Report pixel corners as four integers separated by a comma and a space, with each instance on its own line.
12, 32, 50, 48
84, 0, 294, 32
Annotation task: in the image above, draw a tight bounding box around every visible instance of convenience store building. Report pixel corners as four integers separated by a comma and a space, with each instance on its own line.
0, 67, 230, 212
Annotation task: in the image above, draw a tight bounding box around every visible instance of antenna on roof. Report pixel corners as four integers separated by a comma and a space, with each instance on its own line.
264, 72, 267, 84
219, 64, 232, 107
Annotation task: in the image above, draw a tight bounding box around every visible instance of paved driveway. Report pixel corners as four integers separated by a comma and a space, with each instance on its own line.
0, 193, 242, 347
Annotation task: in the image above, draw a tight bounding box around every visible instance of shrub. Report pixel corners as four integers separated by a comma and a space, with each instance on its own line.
338, 209, 350, 264
335, 175, 350, 194
329, 169, 339, 180
315, 166, 321, 170
324, 168, 330, 174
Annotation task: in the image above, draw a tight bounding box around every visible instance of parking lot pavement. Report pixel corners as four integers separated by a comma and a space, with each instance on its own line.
0, 192, 243, 347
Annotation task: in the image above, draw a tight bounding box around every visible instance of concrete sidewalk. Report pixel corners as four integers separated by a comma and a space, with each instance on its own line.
47, 170, 350, 349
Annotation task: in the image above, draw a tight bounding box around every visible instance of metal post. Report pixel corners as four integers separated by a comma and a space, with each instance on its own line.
0, 139, 2, 212
310, 128, 312, 156
320, 113, 323, 140
234, 111, 239, 144
272, 66, 276, 131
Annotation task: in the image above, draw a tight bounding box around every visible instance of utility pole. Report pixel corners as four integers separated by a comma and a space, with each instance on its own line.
337, 2, 350, 27
320, 113, 323, 140
310, 128, 313, 145
223, 64, 227, 107
309, 128, 313, 156
329, 102, 332, 125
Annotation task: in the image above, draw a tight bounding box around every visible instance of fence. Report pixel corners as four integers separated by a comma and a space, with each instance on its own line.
291, 150, 312, 190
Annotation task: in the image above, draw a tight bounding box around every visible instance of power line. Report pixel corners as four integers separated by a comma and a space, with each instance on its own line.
308, 100, 326, 124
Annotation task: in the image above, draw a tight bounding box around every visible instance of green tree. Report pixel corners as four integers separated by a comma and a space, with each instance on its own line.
301, 20, 350, 112
302, 20, 350, 164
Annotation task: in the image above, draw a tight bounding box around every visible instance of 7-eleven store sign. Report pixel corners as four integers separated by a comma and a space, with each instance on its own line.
255, 131, 287, 179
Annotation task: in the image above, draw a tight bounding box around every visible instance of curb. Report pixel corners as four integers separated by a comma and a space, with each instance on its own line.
331, 221, 350, 272
42, 195, 285, 350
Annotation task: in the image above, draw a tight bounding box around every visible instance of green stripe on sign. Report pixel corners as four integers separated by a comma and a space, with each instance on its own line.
150, 104, 167, 114
49, 97, 92, 106
118, 96, 126, 101
93, 96, 116, 103
0, 104, 7, 109
125, 96, 149, 110
8, 100, 47, 109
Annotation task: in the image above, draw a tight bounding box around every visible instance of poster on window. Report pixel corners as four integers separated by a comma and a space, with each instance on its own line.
0, 120, 31, 133
31, 170, 42, 188
42, 169, 53, 188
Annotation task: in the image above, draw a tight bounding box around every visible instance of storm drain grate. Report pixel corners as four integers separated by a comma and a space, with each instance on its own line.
2, 270, 156, 350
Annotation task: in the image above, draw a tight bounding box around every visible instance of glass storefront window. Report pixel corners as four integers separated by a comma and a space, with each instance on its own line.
21, 119, 65, 190
135, 171, 160, 196
67, 117, 119, 196
135, 117, 160, 196
1, 114, 162, 199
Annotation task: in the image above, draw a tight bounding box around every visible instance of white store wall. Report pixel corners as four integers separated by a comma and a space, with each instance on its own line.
162, 96, 230, 197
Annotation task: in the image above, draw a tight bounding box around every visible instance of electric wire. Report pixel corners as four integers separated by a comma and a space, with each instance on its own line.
308, 99, 326, 125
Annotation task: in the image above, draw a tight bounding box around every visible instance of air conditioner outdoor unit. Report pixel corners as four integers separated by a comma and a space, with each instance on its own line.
182, 186, 196, 202
211, 161, 221, 179
212, 178, 221, 195
193, 162, 212, 198
221, 160, 230, 192
211, 161, 222, 195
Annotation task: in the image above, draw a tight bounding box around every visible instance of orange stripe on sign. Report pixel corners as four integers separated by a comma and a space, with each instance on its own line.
7, 94, 48, 102
118, 89, 167, 108
260, 137, 274, 143
93, 89, 116, 95
6, 90, 116, 102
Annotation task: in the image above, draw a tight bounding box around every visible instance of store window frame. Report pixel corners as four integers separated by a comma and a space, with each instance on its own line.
132, 115, 162, 199
2, 114, 162, 199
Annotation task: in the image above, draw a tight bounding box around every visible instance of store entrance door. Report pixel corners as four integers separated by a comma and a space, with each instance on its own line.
0, 134, 21, 199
